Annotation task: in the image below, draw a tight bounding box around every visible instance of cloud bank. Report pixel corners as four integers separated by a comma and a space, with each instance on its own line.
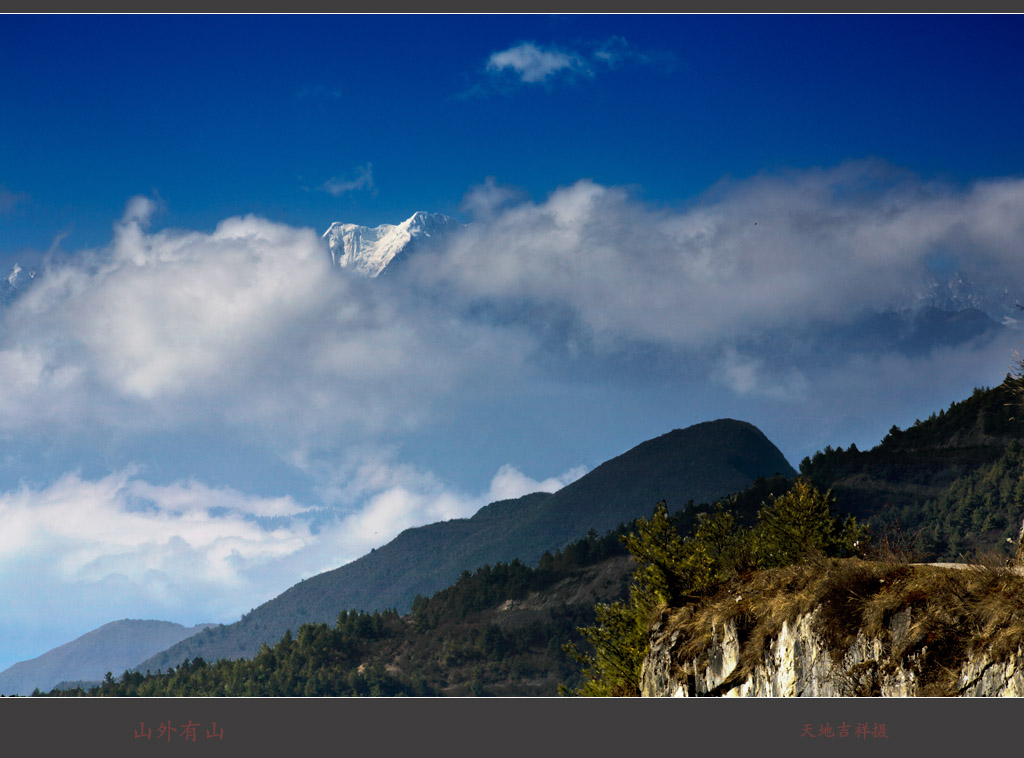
417, 164, 1023, 351
1, 160, 1021, 468
2, 160, 1022, 480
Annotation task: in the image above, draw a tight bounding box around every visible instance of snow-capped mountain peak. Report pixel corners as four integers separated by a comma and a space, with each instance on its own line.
322, 211, 462, 277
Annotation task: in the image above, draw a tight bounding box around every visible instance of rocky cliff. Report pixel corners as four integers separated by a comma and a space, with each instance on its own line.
639, 559, 1024, 697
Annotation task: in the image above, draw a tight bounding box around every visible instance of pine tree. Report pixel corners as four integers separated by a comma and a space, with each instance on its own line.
752, 478, 864, 567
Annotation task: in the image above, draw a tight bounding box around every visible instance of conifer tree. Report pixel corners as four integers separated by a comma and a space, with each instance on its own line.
752, 478, 864, 567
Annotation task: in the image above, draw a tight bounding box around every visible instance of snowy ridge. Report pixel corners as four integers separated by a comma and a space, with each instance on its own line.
893, 269, 1021, 329
930, 272, 1019, 327
322, 211, 462, 277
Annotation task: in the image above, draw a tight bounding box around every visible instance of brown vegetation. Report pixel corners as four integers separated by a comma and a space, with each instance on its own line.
660, 556, 1024, 696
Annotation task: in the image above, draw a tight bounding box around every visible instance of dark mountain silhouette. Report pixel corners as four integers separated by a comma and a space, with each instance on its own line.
136, 419, 794, 672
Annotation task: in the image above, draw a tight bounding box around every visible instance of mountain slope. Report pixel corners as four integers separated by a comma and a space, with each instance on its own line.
322, 211, 462, 276
800, 378, 1024, 559
0, 619, 214, 695
44, 529, 637, 698
137, 419, 794, 672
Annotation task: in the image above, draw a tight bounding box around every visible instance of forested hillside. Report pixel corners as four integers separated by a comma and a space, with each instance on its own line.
800, 378, 1024, 561
41, 529, 633, 697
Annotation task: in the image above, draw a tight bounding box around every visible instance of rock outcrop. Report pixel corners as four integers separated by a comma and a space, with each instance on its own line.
641, 604, 1024, 697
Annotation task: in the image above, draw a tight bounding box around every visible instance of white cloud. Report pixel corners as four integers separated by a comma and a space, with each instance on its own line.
413, 163, 1024, 351
126, 479, 309, 518
282, 446, 588, 576
0, 469, 329, 672
321, 163, 375, 197
717, 346, 809, 402
593, 35, 673, 70
320, 458, 587, 563
482, 37, 670, 91
459, 175, 529, 220
0, 471, 315, 600
486, 462, 588, 502
122, 195, 158, 227
486, 42, 587, 84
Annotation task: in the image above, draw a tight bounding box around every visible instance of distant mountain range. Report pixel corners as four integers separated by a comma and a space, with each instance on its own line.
913, 270, 1021, 327
135, 418, 794, 673
0, 619, 213, 696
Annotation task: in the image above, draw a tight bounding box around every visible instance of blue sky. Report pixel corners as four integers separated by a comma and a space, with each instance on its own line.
5, 15, 1023, 256
2, 14, 1024, 674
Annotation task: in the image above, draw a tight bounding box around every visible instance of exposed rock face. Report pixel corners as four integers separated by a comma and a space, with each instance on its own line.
958, 650, 1024, 696
641, 606, 1024, 697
